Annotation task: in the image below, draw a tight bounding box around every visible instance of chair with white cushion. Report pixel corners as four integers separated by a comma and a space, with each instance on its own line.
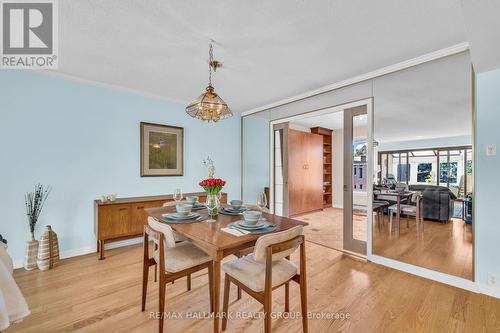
142, 217, 214, 333
388, 193, 423, 235
162, 201, 189, 242
221, 226, 307, 333
155, 201, 189, 285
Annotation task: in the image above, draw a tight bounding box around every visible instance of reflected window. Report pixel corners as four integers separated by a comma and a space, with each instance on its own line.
440, 162, 458, 184
353, 142, 367, 191
397, 163, 410, 182
377, 146, 471, 189
417, 163, 432, 183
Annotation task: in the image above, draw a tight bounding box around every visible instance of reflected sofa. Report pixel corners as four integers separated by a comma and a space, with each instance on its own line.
408, 185, 456, 222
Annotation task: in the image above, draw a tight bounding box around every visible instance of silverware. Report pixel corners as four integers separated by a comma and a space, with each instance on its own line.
230, 226, 248, 235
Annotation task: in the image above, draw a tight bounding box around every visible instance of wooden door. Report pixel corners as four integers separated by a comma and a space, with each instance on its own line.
288, 130, 324, 216
288, 130, 307, 216
305, 133, 324, 211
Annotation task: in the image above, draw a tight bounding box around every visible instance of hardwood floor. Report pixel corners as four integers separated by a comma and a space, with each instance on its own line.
9, 241, 498, 333
296, 208, 366, 251
373, 217, 473, 280
296, 207, 472, 280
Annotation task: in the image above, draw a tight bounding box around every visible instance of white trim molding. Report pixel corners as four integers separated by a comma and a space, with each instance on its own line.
369, 254, 478, 292
242, 42, 469, 117
369, 255, 500, 299
34, 70, 189, 106
13, 237, 143, 269
478, 284, 500, 299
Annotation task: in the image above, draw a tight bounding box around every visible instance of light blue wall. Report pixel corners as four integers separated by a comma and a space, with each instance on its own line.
0, 71, 241, 262
242, 116, 269, 204
475, 68, 500, 287
378, 135, 472, 151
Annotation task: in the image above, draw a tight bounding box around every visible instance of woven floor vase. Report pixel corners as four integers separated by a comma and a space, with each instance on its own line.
23, 234, 38, 270
37, 225, 60, 271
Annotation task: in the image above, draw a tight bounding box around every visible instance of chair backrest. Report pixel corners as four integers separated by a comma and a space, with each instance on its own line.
147, 217, 176, 248
254, 226, 303, 262
395, 182, 409, 192
410, 191, 422, 203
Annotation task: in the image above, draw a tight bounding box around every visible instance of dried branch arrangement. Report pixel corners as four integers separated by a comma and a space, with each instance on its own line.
25, 184, 51, 236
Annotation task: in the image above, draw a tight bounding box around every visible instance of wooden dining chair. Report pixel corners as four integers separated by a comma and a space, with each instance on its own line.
373, 199, 390, 230
142, 217, 214, 333
388, 193, 423, 235
162, 201, 189, 242
156, 201, 190, 285
221, 226, 307, 333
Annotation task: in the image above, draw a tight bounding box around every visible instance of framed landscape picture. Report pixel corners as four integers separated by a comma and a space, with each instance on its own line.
140, 122, 184, 177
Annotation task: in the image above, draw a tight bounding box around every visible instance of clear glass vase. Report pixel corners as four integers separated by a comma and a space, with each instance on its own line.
205, 193, 219, 222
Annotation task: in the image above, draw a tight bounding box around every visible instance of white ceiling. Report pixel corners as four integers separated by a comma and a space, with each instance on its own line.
292, 111, 344, 131
290, 52, 472, 143
461, 0, 500, 72
55, 0, 470, 113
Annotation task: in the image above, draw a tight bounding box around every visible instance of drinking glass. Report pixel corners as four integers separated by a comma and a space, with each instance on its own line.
173, 188, 183, 202
257, 193, 267, 212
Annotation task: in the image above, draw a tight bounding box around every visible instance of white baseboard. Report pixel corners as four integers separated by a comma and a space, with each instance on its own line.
369, 254, 479, 293
478, 283, 500, 299
104, 237, 143, 251
332, 204, 343, 209
12, 237, 143, 269
369, 257, 500, 300
13, 258, 23, 269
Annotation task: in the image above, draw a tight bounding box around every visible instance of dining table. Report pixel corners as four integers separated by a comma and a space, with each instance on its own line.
374, 190, 415, 234
145, 205, 308, 333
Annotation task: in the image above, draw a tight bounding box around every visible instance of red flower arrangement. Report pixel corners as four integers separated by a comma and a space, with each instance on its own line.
199, 178, 226, 195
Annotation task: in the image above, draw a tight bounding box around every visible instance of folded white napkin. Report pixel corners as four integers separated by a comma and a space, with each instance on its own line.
221, 227, 251, 237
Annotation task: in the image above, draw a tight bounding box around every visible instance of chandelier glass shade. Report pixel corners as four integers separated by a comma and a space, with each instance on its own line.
185, 84, 232, 122
186, 44, 233, 122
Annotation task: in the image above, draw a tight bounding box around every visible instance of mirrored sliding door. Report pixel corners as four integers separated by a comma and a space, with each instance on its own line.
372, 51, 474, 280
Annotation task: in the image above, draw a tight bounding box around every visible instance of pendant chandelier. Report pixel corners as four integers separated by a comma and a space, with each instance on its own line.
186, 43, 233, 122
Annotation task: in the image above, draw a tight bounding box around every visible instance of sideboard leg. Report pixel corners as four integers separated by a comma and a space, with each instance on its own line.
99, 240, 105, 260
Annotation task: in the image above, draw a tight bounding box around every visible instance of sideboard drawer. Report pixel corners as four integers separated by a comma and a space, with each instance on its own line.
131, 200, 164, 231
98, 203, 133, 239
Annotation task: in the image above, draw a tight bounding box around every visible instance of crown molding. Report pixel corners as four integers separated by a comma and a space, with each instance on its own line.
32, 70, 189, 106
241, 42, 470, 116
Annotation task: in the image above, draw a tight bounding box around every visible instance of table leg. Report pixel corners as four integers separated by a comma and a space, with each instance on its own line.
396, 196, 401, 237
213, 259, 221, 333
420, 199, 424, 233
99, 240, 105, 260
416, 200, 420, 234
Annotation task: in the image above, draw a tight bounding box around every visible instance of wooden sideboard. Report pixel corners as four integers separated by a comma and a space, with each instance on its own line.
94, 192, 228, 259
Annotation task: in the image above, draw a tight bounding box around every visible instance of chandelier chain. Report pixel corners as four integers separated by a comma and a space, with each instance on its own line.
208, 44, 214, 86
185, 41, 233, 122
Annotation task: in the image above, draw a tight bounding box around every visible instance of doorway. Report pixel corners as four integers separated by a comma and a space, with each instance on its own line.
269, 100, 372, 256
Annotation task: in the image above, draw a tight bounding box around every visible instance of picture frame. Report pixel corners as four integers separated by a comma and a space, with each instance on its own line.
140, 122, 184, 177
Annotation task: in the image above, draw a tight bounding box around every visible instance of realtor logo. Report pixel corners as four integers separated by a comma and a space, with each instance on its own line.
1, 0, 58, 69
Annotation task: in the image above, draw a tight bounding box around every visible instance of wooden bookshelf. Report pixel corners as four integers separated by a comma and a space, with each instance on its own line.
310, 127, 333, 208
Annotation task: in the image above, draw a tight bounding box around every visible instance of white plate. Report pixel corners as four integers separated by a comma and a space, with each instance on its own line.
163, 212, 199, 220
224, 207, 246, 213
234, 220, 268, 229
